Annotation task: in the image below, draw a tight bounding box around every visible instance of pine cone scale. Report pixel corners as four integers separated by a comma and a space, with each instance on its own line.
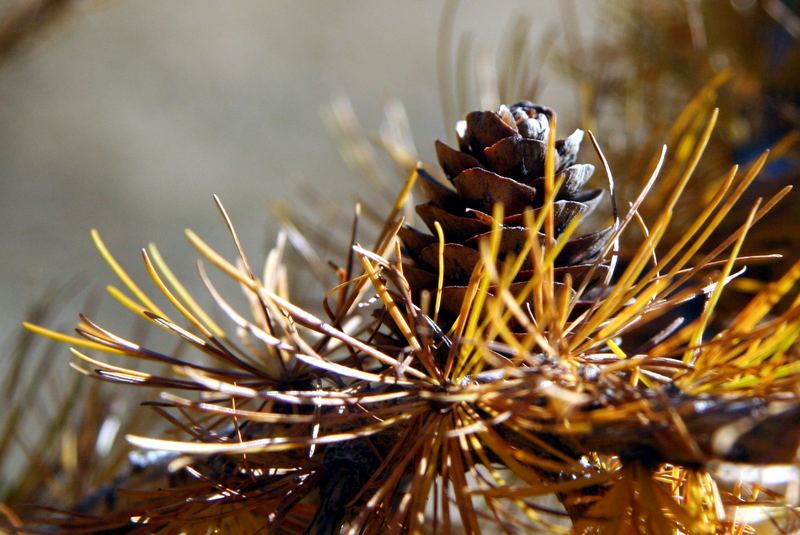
556, 164, 595, 198
418, 168, 460, 207
434, 139, 482, 177
414, 203, 489, 241
483, 137, 547, 181
557, 227, 615, 267
452, 168, 538, 213
463, 110, 521, 148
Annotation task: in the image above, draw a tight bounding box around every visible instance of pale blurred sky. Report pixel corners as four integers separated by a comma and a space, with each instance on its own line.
0, 1, 598, 340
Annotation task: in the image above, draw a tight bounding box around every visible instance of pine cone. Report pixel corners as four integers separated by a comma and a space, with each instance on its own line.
400, 102, 613, 316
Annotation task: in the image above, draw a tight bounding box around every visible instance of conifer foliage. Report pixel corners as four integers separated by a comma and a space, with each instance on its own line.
12, 94, 800, 533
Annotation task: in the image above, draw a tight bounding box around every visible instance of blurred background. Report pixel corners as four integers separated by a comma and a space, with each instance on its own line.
0, 0, 600, 340
0, 0, 798, 522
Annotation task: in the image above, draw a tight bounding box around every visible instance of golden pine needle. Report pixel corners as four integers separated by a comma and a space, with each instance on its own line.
22, 322, 125, 355
433, 220, 445, 324
148, 243, 226, 338
91, 229, 168, 319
